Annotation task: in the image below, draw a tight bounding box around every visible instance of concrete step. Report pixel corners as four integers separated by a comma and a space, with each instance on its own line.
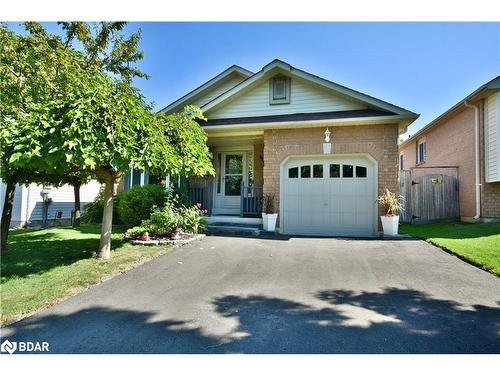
206, 215, 263, 225
206, 223, 261, 236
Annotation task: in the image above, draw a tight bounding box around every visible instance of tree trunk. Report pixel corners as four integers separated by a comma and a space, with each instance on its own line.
1, 178, 16, 252
72, 181, 81, 227
98, 176, 115, 259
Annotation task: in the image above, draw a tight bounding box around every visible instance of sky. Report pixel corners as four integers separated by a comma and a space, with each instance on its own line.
8, 22, 500, 136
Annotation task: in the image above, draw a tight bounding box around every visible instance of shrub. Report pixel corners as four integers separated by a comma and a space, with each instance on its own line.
125, 225, 148, 239
125, 203, 181, 239
125, 202, 207, 239
179, 204, 207, 234
117, 184, 168, 227
81, 188, 122, 224
143, 204, 181, 236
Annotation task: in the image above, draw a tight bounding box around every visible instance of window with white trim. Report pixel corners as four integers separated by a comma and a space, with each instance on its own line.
417, 139, 426, 164
125, 167, 148, 189
270, 76, 290, 104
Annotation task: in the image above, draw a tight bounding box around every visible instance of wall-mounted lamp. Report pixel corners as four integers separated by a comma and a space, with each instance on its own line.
323, 128, 332, 154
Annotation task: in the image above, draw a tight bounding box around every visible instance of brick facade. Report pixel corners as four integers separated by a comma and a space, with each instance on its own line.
263, 124, 400, 221
400, 103, 500, 219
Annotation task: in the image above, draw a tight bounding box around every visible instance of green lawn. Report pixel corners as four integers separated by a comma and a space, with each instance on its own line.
400, 222, 500, 276
0, 225, 172, 326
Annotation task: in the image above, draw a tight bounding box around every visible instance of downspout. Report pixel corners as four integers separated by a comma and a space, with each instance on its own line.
25, 184, 31, 225
464, 100, 481, 220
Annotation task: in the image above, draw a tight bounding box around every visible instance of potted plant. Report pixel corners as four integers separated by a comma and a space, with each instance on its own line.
262, 194, 278, 232
377, 188, 403, 236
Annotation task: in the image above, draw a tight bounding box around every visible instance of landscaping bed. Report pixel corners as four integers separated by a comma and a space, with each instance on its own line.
129, 233, 205, 246
400, 222, 500, 276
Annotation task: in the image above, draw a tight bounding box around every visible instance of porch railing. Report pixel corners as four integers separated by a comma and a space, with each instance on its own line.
188, 187, 204, 207
240, 182, 263, 217
188, 183, 213, 216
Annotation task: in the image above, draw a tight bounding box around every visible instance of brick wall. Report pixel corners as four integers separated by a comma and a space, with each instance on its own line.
263, 124, 400, 219
399, 107, 477, 218
253, 143, 264, 187
482, 182, 500, 217
400, 103, 500, 219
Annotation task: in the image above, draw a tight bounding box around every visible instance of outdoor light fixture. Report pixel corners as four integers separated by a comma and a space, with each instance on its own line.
323, 128, 332, 154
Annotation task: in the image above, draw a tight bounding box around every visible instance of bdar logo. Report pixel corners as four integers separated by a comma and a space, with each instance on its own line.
1, 340, 17, 354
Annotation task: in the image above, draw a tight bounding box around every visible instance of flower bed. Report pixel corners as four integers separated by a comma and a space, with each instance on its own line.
130, 233, 205, 247
124, 199, 208, 245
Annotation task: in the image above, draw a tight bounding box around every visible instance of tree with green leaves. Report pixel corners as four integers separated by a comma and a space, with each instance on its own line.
24, 75, 213, 258
1, 24, 69, 251
0, 22, 148, 252
2, 22, 214, 258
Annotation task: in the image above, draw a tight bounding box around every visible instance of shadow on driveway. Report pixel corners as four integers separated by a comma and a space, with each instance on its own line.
4, 287, 499, 353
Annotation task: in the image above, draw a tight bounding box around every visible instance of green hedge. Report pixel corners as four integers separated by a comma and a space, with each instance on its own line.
116, 184, 168, 228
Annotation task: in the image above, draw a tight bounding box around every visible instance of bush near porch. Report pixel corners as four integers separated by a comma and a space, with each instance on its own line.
125, 202, 207, 240
117, 184, 169, 227
400, 222, 500, 276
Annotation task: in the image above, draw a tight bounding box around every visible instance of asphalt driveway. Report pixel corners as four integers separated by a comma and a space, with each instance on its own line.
2, 235, 499, 353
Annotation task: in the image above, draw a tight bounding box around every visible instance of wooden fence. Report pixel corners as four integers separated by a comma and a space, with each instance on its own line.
399, 170, 459, 223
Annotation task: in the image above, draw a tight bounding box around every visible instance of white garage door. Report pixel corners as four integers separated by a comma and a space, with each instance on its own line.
281, 155, 377, 237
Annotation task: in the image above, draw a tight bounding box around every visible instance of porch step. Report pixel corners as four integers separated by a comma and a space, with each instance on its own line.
206, 222, 261, 236
206, 215, 262, 225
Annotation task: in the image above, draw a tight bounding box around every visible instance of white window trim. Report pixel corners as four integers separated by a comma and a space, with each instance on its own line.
417, 138, 426, 164
269, 76, 291, 105
129, 167, 147, 188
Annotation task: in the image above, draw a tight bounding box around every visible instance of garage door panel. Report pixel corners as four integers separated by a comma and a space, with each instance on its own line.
282, 156, 376, 237
327, 180, 341, 194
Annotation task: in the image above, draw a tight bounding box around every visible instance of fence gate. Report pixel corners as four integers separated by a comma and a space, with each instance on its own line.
399, 172, 459, 223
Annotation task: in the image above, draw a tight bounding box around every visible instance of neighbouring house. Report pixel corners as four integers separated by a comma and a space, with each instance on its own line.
158, 59, 418, 236
0, 179, 101, 227
399, 76, 500, 222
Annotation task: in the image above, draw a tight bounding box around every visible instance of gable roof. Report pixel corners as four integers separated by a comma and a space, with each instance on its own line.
201, 59, 418, 119
160, 64, 253, 113
400, 75, 500, 148
161, 59, 419, 131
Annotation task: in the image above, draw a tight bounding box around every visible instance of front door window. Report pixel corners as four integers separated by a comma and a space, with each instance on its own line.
224, 154, 243, 196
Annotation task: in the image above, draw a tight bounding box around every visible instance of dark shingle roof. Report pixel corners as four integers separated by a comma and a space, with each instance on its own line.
201, 109, 396, 126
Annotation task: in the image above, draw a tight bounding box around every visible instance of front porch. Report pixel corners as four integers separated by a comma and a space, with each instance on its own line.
187, 139, 265, 219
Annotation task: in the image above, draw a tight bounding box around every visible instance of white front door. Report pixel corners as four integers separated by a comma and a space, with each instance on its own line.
213, 152, 247, 215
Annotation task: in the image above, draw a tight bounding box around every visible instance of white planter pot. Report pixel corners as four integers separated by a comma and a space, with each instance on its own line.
380, 215, 399, 236
262, 213, 278, 232
323, 143, 332, 154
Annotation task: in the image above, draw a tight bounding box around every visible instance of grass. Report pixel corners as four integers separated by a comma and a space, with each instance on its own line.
0, 225, 173, 326
400, 222, 500, 276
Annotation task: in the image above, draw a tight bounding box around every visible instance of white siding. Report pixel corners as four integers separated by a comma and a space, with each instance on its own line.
0, 181, 24, 223
192, 75, 246, 108
0, 179, 101, 225
25, 180, 102, 222
206, 77, 366, 119
485, 93, 500, 182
